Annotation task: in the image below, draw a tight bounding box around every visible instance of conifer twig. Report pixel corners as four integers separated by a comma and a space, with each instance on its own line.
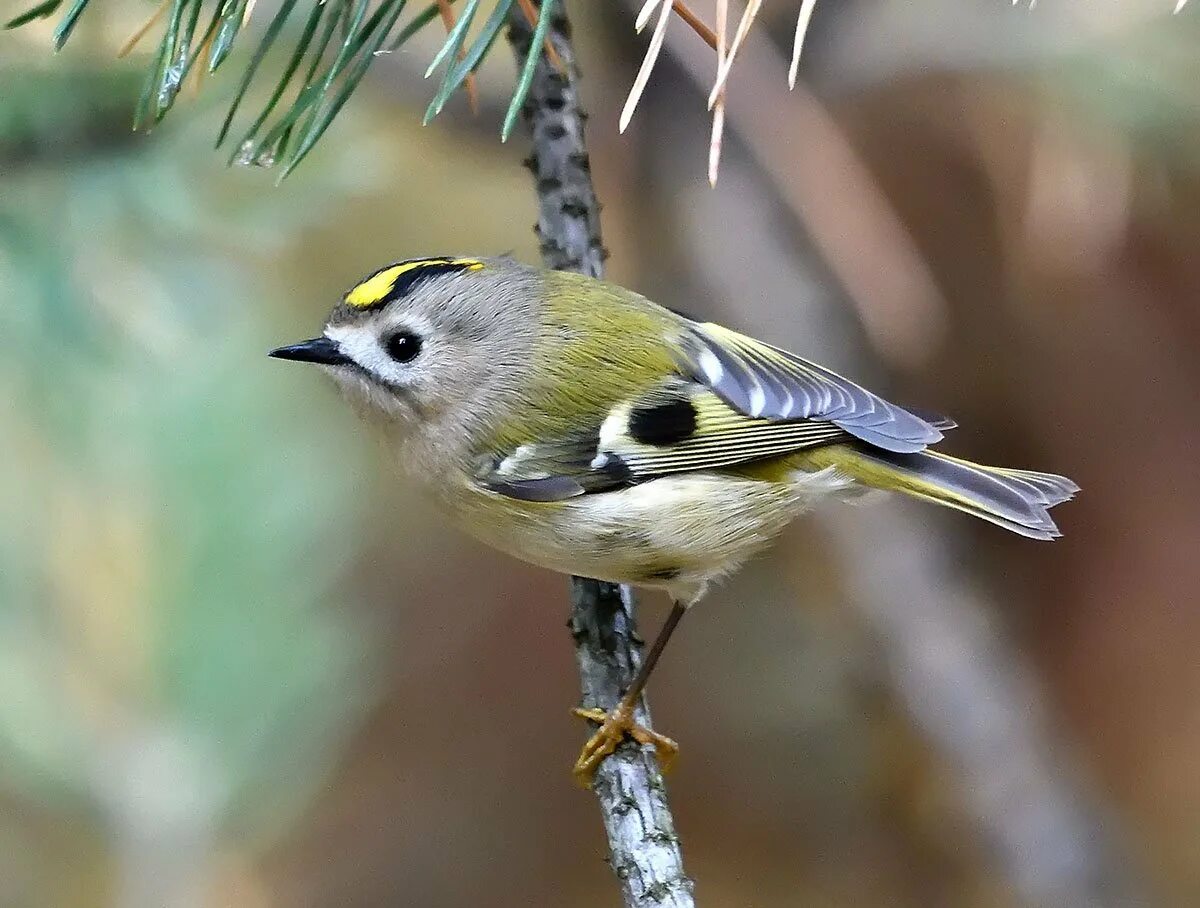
507, 5, 694, 906
671, 0, 716, 50
116, 0, 168, 58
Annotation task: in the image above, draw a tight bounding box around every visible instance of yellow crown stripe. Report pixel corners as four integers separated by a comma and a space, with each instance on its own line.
344, 258, 485, 308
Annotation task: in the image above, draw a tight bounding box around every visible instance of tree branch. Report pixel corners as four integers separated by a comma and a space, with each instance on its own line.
506, 6, 694, 907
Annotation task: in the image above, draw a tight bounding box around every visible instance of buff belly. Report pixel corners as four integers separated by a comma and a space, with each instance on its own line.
434, 465, 853, 602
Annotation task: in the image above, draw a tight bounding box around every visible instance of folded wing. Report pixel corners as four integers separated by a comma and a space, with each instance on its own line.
676, 322, 944, 454
479, 383, 847, 502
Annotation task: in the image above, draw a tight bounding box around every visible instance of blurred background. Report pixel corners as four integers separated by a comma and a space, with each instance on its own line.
2, 1, 1199, 905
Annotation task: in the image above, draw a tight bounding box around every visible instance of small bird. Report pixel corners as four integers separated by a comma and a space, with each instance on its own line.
270, 255, 1078, 784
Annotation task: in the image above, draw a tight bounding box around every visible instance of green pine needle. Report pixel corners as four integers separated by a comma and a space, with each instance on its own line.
133, 0, 181, 129
422, 3, 482, 125
268, 0, 371, 160
133, 34, 159, 129
424, 0, 513, 123
502, 0, 554, 142
51, 0, 90, 50
422, 0, 479, 79
176, 0, 237, 86
4, 0, 62, 30
386, 1, 447, 52
215, 0, 301, 147
228, 1, 349, 167
208, 0, 249, 72
279, 0, 412, 179
148, 0, 185, 119
9, 0, 553, 175
227, 0, 327, 154
155, 0, 203, 118
232, 0, 383, 170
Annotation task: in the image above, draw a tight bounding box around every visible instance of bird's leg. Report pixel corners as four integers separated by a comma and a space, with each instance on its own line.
572, 600, 687, 786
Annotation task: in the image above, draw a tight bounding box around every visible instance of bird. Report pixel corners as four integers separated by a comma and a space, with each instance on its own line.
269, 254, 1078, 784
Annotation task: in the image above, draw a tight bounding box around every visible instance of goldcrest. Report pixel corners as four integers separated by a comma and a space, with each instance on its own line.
270, 255, 1078, 779
271, 254, 1076, 603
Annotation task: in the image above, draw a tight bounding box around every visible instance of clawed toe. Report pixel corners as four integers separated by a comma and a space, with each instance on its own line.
571, 705, 678, 787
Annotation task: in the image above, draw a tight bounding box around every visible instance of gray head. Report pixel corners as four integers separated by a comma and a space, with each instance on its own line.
269, 256, 540, 427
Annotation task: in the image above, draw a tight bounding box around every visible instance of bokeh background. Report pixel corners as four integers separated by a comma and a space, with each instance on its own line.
3, 1, 1199, 905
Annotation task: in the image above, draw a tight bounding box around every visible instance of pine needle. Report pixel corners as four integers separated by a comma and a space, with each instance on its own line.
435, 0, 479, 113
671, 0, 715, 51
708, 0, 727, 186
425, 0, 513, 122
52, 0, 93, 50
516, 0, 565, 72
634, 0, 659, 31
117, 0, 169, 57
424, 0, 478, 78
620, 0, 672, 133
387, 0, 455, 52
3, 0, 62, 30
225, 0, 330, 152
788, 0, 817, 89
279, 0, 411, 177
9, 0, 861, 183
215, 0, 302, 144
501, 0, 554, 140
209, 0, 251, 72
189, 20, 218, 93
707, 0, 761, 109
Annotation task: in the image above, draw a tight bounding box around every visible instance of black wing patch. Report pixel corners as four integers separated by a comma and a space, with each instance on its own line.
628, 399, 698, 446
477, 383, 850, 504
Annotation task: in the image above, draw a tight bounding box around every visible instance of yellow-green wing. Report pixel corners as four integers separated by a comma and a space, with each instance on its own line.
597, 385, 844, 476
479, 381, 846, 502
676, 322, 944, 454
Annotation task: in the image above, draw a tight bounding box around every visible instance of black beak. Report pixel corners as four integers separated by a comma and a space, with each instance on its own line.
268, 337, 351, 366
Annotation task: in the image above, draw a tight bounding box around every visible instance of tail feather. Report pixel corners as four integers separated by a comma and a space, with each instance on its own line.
806, 445, 1079, 540
987, 464, 1080, 507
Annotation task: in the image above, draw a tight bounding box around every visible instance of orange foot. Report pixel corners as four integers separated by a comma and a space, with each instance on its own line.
571, 704, 679, 787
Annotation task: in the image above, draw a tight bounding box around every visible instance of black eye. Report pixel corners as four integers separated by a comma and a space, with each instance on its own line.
385, 330, 422, 363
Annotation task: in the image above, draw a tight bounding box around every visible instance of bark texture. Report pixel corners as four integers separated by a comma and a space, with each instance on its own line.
507, 6, 695, 907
